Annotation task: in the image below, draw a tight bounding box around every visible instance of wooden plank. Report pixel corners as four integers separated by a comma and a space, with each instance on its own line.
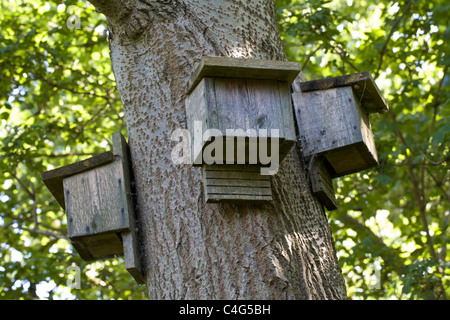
112, 132, 145, 284
325, 143, 378, 178
186, 78, 210, 166
205, 194, 273, 203
213, 78, 252, 134
203, 170, 268, 180
206, 178, 271, 188
204, 164, 262, 172
313, 174, 335, 199
314, 189, 338, 211
112, 132, 135, 232
213, 78, 288, 139
207, 186, 272, 196
71, 239, 93, 261
202, 164, 273, 203
309, 157, 337, 211
300, 71, 388, 114
123, 231, 145, 284
293, 87, 363, 156
277, 81, 297, 142
41, 152, 115, 209
75, 233, 124, 260
187, 56, 301, 94
354, 95, 379, 165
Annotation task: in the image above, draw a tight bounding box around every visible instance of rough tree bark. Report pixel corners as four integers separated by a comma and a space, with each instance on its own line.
89, 0, 347, 299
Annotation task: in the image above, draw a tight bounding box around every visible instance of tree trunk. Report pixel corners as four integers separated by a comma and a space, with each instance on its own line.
89, 0, 347, 299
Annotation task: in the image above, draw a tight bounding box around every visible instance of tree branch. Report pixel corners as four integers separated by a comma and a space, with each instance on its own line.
8, 171, 34, 199
386, 109, 444, 266
335, 212, 406, 274
430, 66, 448, 134
325, 36, 360, 73
30, 181, 38, 229
20, 226, 68, 240
88, 0, 132, 21
301, 45, 323, 71
374, 0, 413, 79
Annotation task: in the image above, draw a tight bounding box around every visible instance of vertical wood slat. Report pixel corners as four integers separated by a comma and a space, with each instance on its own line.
186, 77, 210, 165
112, 132, 145, 285
309, 157, 337, 211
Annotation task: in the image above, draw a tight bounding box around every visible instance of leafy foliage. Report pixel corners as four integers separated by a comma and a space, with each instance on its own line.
277, 0, 449, 299
0, 0, 448, 299
0, 0, 145, 299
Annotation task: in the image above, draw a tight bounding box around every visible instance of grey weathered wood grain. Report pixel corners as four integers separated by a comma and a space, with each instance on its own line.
41, 152, 115, 209
202, 164, 272, 203
310, 157, 337, 211
278, 81, 297, 142
63, 160, 130, 238
43, 133, 144, 283
187, 56, 301, 94
123, 230, 145, 284
186, 78, 210, 165
300, 71, 388, 114
206, 178, 271, 187
186, 71, 296, 167
112, 132, 145, 284
80, 233, 124, 260
292, 86, 379, 177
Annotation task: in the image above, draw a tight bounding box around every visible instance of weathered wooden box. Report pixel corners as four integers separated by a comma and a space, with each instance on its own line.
293, 72, 388, 178
186, 56, 300, 203
186, 56, 301, 167
42, 133, 144, 284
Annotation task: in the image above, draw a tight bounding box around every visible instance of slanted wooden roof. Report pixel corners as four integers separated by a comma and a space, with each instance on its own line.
187, 56, 302, 94
41, 152, 115, 209
300, 71, 389, 114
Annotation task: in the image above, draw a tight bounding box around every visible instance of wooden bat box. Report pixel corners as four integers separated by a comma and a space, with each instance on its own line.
41, 133, 144, 284
186, 56, 301, 167
292, 72, 388, 178
185, 56, 301, 203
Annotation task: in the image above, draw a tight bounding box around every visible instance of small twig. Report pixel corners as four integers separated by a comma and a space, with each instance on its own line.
374, 0, 413, 79
30, 182, 38, 229
36, 152, 98, 158
302, 45, 323, 71
430, 66, 448, 134
19, 227, 68, 240
359, 79, 367, 104
8, 171, 34, 199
